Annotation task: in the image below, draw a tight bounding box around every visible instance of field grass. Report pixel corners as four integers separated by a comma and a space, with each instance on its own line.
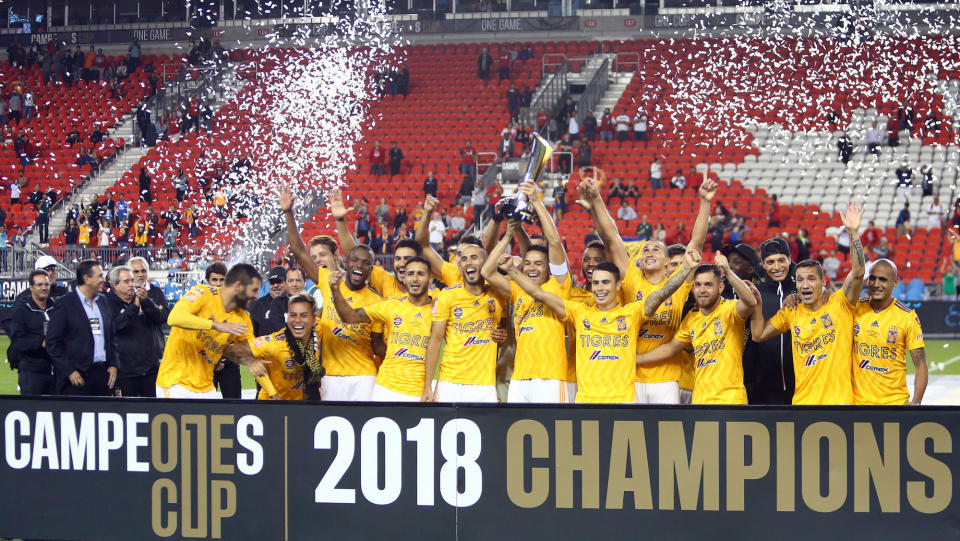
1, 335, 959, 395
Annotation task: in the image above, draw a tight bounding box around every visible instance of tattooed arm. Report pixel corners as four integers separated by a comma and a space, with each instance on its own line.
644, 249, 701, 318
840, 201, 866, 305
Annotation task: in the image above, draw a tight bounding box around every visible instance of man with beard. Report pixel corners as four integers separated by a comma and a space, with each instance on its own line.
155, 263, 266, 399
481, 181, 571, 403
507, 249, 699, 403
718, 242, 761, 402
579, 172, 717, 404
752, 236, 798, 404
225, 293, 324, 401
751, 203, 865, 405
107, 265, 167, 397
249, 266, 290, 336
635, 254, 758, 404
852, 259, 927, 405
329, 257, 434, 402
282, 189, 384, 401
423, 238, 506, 403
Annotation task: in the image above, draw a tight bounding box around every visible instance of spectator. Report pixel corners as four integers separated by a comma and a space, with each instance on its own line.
8, 269, 57, 395
355, 204, 371, 244
128, 39, 141, 72
477, 47, 492, 82
37, 196, 51, 244
649, 157, 663, 192
616, 200, 637, 222
670, 169, 687, 191
633, 111, 648, 145
506, 83, 520, 121
8, 177, 21, 205
598, 107, 614, 143
926, 196, 943, 229
92, 48, 107, 79
397, 66, 410, 98
138, 168, 152, 203
920, 164, 934, 197
368, 140, 385, 176
45, 260, 118, 396
556, 135, 573, 174
581, 110, 598, 141
0, 94, 6, 125
895, 162, 912, 201
22, 90, 35, 121
654, 223, 667, 243
8, 92, 21, 124
615, 109, 631, 141
486, 179, 503, 217
449, 207, 466, 232
606, 178, 626, 205
567, 113, 579, 139
861, 220, 881, 251
374, 196, 391, 223
796, 228, 812, 261
107, 261, 167, 397
577, 139, 592, 167
76, 148, 99, 167
635, 215, 653, 240
89, 125, 106, 143
767, 194, 780, 227
173, 168, 189, 202
874, 237, 893, 259
952, 199, 960, 229
459, 140, 477, 180
896, 202, 912, 236
423, 171, 438, 198
388, 141, 404, 178
822, 250, 841, 281
498, 47, 511, 82
499, 132, 513, 159
518, 85, 532, 126
584, 226, 600, 245
837, 133, 853, 165
865, 122, 884, 158
887, 116, 900, 147
428, 212, 445, 252
249, 266, 290, 337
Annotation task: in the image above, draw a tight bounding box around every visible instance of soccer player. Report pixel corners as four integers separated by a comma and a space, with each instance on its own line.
205, 261, 227, 287
853, 259, 927, 404
156, 263, 267, 399
282, 188, 384, 401
424, 239, 505, 403
751, 202, 865, 405
507, 249, 700, 403
579, 172, 717, 404
225, 293, 324, 400
636, 254, 758, 404
481, 181, 571, 403
329, 256, 435, 402
561, 239, 608, 402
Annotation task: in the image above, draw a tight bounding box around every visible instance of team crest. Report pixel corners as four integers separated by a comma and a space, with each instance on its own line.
820, 314, 833, 329
616, 317, 627, 331
276, 334, 286, 341
887, 327, 898, 345
583, 319, 591, 330
488, 300, 496, 313
794, 326, 802, 337
853, 323, 860, 336
515, 299, 523, 311
284, 359, 295, 369
393, 316, 403, 326
713, 319, 723, 335
453, 307, 463, 318
636, 291, 643, 301
664, 297, 673, 307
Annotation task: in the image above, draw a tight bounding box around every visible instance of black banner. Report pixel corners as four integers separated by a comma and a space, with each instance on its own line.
0, 397, 957, 540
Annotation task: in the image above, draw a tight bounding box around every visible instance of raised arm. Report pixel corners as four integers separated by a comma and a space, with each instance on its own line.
636, 338, 687, 365
416, 195, 446, 276
519, 181, 568, 283
909, 348, 927, 405
688, 174, 718, 254
715, 253, 758, 318
504, 264, 566, 318
841, 201, 866, 305
329, 189, 357, 253
327, 270, 371, 324
480, 225, 516, 298
644, 248, 700, 317
422, 320, 446, 402
578, 176, 630, 277
482, 213, 505, 254
509, 218, 531, 255
280, 187, 319, 282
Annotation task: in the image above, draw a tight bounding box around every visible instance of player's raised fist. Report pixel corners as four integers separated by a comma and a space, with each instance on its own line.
714, 253, 729, 272
683, 248, 702, 270
424, 194, 439, 213
518, 180, 538, 199
279, 186, 294, 212
329, 269, 344, 288
329, 189, 353, 220
699, 175, 718, 202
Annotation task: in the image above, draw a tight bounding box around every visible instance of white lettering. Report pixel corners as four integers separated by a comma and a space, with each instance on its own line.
360, 418, 402, 505
96, 413, 123, 471
31, 411, 58, 470
126, 413, 149, 472
236, 415, 264, 475
5, 411, 30, 469
60, 412, 96, 470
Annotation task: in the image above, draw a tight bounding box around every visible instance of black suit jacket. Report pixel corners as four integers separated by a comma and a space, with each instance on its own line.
45, 290, 118, 379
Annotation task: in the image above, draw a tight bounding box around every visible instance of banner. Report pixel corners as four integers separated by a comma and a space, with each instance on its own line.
0, 397, 957, 540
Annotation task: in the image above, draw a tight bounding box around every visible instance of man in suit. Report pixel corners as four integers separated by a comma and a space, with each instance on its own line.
45, 259, 118, 396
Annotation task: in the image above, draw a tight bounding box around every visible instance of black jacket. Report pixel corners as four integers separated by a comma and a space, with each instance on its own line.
754, 267, 797, 398
249, 293, 288, 336
7, 296, 56, 374
45, 290, 118, 379
105, 286, 168, 376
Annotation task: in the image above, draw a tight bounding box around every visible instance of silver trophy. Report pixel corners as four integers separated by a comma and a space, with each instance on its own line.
495, 133, 555, 224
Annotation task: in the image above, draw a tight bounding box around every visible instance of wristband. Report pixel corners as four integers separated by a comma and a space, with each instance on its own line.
549, 261, 569, 276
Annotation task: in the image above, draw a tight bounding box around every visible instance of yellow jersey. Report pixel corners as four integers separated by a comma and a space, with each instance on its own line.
509, 277, 570, 381
623, 264, 693, 383
675, 299, 748, 404
853, 299, 925, 405
369, 261, 461, 300
771, 289, 856, 405
248, 325, 322, 401
563, 300, 647, 403
365, 297, 433, 396
564, 285, 595, 383
678, 350, 695, 391
157, 285, 254, 393
432, 284, 505, 386
315, 266, 382, 377
440, 261, 462, 287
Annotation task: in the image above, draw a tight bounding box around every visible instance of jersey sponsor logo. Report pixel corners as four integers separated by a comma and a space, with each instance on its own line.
276, 334, 286, 341
583, 319, 591, 330
858, 359, 891, 373
394, 347, 425, 361
331, 327, 358, 343
600, 317, 608, 323
804, 353, 827, 367
393, 316, 403, 326
284, 359, 295, 369
696, 357, 717, 369
713, 319, 723, 335
887, 327, 898, 345
589, 350, 620, 361
637, 327, 665, 340
518, 325, 535, 335
453, 307, 463, 318
515, 299, 523, 311
821, 314, 834, 329
871, 320, 880, 327
853, 322, 861, 336
463, 336, 491, 346
617, 316, 627, 332
472, 300, 480, 307
794, 326, 802, 337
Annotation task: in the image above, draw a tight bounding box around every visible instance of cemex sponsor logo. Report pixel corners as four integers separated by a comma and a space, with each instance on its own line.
805, 353, 827, 367
331, 327, 358, 343
589, 351, 620, 361
859, 359, 890, 373
395, 348, 425, 361
464, 336, 491, 346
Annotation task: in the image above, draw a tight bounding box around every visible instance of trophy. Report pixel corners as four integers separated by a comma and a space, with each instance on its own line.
494, 133, 554, 224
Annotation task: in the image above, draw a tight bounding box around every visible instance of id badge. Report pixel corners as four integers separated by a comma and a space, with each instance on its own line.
90, 317, 102, 335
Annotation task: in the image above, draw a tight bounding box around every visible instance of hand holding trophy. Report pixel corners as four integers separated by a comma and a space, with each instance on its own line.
494, 133, 554, 224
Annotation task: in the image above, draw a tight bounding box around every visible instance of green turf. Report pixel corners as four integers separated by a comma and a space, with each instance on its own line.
1, 335, 959, 395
